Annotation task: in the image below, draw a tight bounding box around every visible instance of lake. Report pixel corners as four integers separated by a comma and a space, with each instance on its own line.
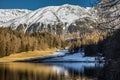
0, 62, 105, 80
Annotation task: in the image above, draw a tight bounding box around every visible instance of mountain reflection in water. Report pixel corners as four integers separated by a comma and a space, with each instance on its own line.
0, 62, 104, 80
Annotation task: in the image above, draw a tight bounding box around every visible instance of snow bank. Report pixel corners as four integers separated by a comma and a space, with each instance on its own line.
52, 49, 69, 56
47, 52, 96, 62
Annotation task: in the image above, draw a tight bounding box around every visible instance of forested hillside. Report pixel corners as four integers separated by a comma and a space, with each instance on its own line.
96, 0, 120, 80
0, 28, 66, 57
97, 0, 120, 60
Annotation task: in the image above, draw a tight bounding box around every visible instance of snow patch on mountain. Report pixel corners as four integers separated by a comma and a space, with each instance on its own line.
0, 9, 32, 23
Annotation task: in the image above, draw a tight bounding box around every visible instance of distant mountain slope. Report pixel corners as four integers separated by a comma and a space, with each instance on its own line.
0, 9, 32, 23
0, 4, 98, 35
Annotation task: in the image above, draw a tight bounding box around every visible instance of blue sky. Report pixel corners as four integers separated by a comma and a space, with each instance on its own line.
0, 0, 100, 10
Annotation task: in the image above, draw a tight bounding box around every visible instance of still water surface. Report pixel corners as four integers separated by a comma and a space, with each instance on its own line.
0, 62, 104, 80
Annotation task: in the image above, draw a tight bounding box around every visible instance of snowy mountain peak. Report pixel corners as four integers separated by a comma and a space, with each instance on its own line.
0, 9, 32, 23
0, 4, 98, 33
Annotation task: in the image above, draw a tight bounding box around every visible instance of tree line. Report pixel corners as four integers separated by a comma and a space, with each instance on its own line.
0, 27, 67, 57
68, 30, 108, 54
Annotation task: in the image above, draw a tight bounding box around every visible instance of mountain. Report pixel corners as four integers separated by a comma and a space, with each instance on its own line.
0, 9, 32, 23
0, 4, 98, 35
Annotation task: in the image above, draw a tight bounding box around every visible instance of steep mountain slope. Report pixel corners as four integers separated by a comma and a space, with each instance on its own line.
0, 9, 32, 23
0, 4, 98, 35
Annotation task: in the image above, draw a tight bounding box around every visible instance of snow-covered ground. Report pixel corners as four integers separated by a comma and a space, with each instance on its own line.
18, 49, 104, 62
56, 53, 95, 62
40, 49, 104, 62
52, 49, 69, 56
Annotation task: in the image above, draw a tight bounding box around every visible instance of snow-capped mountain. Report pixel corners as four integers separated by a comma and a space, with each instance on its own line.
0, 4, 98, 33
0, 9, 32, 23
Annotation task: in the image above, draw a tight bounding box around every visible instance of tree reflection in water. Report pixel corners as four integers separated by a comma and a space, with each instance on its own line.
1, 62, 119, 80
98, 61, 120, 80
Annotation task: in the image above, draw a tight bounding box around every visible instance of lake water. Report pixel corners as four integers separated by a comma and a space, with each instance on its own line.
0, 62, 104, 80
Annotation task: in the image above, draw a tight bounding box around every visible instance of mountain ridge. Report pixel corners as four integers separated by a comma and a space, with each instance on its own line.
0, 9, 32, 23
0, 4, 98, 34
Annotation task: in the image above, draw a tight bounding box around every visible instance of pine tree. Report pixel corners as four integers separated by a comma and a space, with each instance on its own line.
0, 42, 5, 57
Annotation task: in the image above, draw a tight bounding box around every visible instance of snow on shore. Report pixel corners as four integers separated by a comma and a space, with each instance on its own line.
41, 49, 103, 62
52, 49, 69, 56
18, 49, 104, 62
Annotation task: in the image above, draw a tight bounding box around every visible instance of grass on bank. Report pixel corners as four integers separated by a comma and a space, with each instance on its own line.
0, 48, 57, 62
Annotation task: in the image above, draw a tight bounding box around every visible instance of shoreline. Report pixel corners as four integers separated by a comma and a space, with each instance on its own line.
0, 48, 57, 62
0, 49, 105, 63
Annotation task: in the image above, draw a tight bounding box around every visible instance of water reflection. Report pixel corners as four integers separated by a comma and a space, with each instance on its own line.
97, 61, 120, 80
0, 62, 104, 80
